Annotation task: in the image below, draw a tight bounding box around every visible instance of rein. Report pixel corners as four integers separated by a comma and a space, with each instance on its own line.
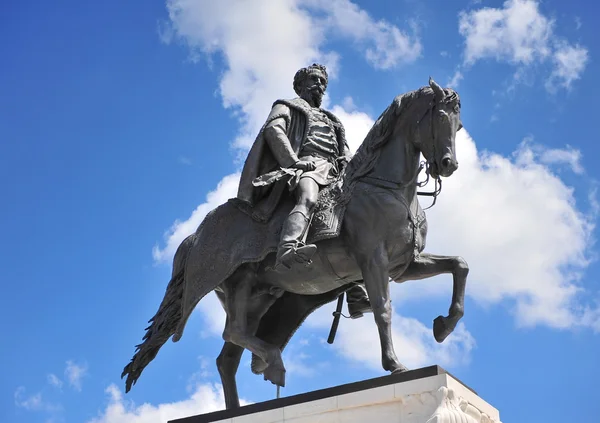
360, 164, 442, 210
417, 168, 442, 211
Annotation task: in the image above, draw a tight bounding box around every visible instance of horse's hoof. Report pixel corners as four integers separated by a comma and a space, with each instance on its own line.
263, 364, 286, 387
251, 356, 268, 374
433, 315, 452, 343
391, 365, 409, 374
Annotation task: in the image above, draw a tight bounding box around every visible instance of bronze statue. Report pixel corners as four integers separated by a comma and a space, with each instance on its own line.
122, 65, 466, 411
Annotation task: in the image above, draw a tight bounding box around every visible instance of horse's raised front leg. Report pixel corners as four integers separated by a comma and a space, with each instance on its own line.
396, 253, 468, 343
359, 244, 408, 374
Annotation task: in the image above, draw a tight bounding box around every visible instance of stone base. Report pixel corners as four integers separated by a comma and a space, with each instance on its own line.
170, 366, 501, 423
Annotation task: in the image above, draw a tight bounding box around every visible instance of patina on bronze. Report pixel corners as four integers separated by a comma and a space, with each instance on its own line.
122, 65, 466, 411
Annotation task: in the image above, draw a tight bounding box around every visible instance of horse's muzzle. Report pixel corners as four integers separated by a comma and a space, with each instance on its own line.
439, 155, 458, 177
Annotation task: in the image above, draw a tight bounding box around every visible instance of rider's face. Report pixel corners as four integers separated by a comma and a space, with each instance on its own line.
301, 72, 327, 106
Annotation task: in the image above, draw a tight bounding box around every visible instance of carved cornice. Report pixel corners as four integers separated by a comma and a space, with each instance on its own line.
423, 386, 501, 423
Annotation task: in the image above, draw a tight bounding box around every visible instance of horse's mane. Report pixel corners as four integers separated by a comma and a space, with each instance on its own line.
343, 86, 429, 184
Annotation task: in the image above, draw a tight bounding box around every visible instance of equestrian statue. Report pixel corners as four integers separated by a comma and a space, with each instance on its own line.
122, 64, 467, 410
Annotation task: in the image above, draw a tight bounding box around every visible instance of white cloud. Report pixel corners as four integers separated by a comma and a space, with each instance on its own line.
418, 130, 596, 329
581, 305, 600, 332
47, 373, 63, 390
459, 0, 553, 66
546, 43, 589, 92
86, 383, 229, 423
153, 173, 240, 263
282, 343, 323, 379
164, 0, 328, 150
65, 360, 88, 392
330, 102, 375, 152
447, 70, 464, 89
304, 0, 421, 69
14, 387, 62, 413
197, 291, 227, 339
14, 387, 44, 411
533, 142, 584, 175
456, 0, 589, 91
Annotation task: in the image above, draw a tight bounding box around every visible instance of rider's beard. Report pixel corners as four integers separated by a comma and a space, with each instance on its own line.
301, 87, 323, 107
309, 90, 323, 107
313, 91, 323, 107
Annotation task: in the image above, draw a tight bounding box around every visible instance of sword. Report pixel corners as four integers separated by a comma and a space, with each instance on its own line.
327, 292, 345, 344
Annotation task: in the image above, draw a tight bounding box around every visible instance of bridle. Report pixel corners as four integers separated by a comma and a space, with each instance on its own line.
417, 161, 442, 211
415, 100, 445, 210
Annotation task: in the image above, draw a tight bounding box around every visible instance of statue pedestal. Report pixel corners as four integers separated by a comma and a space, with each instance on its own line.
170, 366, 501, 423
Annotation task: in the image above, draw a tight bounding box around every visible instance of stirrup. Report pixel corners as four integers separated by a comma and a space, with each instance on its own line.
276, 242, 317, 269
295, 242, 317, 262
347, 299, 372, 319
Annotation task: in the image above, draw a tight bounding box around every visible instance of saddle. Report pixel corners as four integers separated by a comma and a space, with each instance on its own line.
306, 179, 347, 243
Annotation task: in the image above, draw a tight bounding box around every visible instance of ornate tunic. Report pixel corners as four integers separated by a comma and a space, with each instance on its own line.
299, 108, 340, 186
301, 109, 339, 160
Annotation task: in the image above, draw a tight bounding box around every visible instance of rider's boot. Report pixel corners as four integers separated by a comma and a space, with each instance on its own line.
346, 285, 372, 319
276, 211, 317, 269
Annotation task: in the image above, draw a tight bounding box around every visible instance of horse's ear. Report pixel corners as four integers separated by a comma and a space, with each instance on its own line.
429, 77, 445, 102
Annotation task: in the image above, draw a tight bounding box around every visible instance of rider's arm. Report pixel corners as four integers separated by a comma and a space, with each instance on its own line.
263, 104, 300, 168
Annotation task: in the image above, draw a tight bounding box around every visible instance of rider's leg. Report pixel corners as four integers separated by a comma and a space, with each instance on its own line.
276, 177, 320, 268
293, 176, 319, 216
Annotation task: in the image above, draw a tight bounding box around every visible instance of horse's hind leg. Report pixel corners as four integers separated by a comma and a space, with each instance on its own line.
220, 266, 286, 389
395, 253, 468, 343
216, 341, 244, 409
215, 283, 279, 410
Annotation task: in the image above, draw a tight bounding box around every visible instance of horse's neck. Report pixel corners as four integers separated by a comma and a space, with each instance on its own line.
369, 131, 420, 196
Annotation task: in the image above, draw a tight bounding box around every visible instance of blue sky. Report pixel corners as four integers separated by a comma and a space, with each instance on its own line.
1, 0, 599, 422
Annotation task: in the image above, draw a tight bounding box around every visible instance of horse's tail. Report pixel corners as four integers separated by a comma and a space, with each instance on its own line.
121, 233, 195, 393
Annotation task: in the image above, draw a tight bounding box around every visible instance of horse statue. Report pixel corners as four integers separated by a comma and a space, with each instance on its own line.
122, 78, 466, 410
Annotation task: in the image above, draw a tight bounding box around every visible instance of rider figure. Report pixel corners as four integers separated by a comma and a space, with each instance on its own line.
237, 63, 371, 318
268, 65, 340, 268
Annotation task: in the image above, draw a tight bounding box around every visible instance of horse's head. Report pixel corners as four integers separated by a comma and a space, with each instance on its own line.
415, 78, 462, 179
